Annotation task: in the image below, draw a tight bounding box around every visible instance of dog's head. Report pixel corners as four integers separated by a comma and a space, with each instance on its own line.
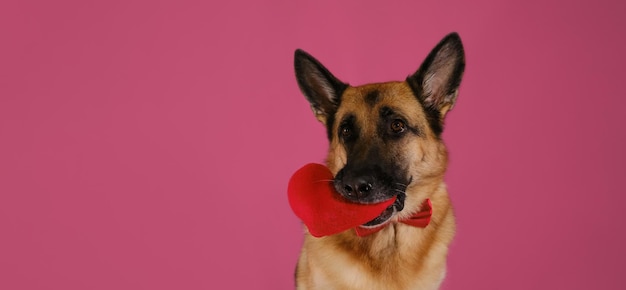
294, 33, 465, 226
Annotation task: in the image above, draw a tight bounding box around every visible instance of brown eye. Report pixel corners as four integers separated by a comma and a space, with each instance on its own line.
341, 126, 352, 138
391, 120, 406, 133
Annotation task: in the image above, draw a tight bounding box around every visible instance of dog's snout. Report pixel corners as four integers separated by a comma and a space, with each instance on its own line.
334, 165, 399, 203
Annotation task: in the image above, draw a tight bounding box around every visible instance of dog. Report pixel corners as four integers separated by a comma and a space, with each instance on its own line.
292, 32, 465, 290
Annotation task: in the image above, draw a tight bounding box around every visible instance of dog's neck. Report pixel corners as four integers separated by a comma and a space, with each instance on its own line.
329, 184, 454, 264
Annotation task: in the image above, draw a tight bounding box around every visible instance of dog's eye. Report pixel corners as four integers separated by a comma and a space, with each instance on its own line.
390, 120, 406, 133
340, 126, 352, 139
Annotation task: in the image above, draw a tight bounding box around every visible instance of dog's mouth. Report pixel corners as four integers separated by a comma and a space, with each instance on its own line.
360, 193, 405, 228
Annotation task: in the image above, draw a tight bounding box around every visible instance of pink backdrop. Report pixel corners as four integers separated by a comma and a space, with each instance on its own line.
1, 0, 625, 289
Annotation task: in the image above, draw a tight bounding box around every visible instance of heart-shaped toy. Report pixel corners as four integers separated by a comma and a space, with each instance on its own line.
288, 163, 396, 237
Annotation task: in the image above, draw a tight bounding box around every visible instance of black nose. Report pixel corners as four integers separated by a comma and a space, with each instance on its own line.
338, 176, 374, 199
343, 178, 373, 198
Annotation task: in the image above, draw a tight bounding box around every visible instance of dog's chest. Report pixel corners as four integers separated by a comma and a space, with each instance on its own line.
305, 228, 444, 290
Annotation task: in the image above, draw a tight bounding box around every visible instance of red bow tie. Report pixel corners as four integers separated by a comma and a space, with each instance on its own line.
354, 199, 433, 237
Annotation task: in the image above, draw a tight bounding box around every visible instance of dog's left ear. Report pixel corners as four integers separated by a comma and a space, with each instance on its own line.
407, 33, 465, 134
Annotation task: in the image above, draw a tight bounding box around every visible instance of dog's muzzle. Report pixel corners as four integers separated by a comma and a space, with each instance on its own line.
361, 192, 406, 227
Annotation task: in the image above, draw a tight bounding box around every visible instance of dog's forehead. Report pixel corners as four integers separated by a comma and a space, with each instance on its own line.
337, 82, 424, 124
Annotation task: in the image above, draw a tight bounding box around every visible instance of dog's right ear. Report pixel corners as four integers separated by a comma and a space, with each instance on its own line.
294, 49, 348, 124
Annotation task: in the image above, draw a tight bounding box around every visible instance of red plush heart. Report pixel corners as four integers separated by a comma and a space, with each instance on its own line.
287, 163, 396, 237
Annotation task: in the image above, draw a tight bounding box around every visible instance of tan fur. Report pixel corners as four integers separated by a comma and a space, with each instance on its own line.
296, 82, 456, 290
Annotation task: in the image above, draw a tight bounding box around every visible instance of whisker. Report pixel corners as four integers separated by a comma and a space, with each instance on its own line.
313, 179, 335, 184
393, 188, 407, 194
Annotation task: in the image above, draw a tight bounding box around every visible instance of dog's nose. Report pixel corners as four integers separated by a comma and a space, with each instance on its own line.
342, 177, 373, 199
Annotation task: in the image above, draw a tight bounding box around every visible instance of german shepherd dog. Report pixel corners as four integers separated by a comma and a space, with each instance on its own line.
293, 33, 465, 289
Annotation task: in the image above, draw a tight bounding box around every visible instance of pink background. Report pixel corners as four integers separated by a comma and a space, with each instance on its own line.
1, 0, 625, 289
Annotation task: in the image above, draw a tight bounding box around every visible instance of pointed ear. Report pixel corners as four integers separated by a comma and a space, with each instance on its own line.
407, 33, 465, 133
294, 49, 348, 124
